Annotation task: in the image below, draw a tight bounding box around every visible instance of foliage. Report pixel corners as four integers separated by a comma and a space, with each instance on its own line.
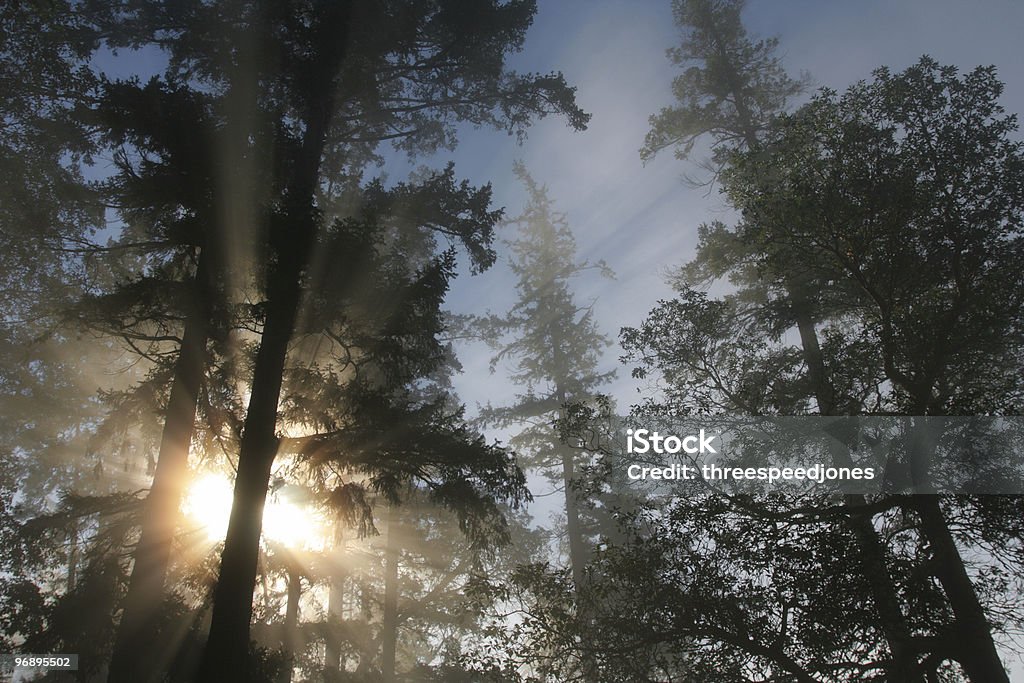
641, 0, 809, 179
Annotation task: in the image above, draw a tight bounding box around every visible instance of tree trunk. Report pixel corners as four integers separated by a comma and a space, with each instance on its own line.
560, 448, 588, 593
197, 16, 346, 667
913, 496, 1008, 681
355, 573, 374, 674
66, 517, 78, 593
843, 494, 922, 681
381, 505, 399, 683
198, 270, 303, 683
905, 420, 1009, 683
891, 384, 1009, 681
325, 526, 346, 671
551, 367, 588, 593
792, 299, 924, 682
551, 377, 598, 679
108, 254, 212, 683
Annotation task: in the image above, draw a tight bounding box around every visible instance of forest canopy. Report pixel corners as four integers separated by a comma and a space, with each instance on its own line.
1, 1, 1022, 682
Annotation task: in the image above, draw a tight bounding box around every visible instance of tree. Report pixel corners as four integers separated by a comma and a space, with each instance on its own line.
715, 57, 1023, 681
640, 2, 932, 679
471, 163, 613, 680
721, 58, 1024, 417
92, 76, 237, 683
34, 2, 587, 680
478, 162, 614, 591
0, 3, 131, 664
621, 52, 1023, 680
641, 0, 808, 179
91, 4, 591, 680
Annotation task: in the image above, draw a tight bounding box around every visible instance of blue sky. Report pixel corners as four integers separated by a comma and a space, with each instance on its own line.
422, 0, 1024, 418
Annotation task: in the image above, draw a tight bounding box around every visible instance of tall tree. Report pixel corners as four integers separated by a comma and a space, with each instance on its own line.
0, 1, 118, 658
58, 2, 588, 680
625, 53, 1023, 680
641, 2, 928, 679
479, 162, 614, 593
115, 4, 590, 680
93, 77, 236, 683
716, 58, 1023, 681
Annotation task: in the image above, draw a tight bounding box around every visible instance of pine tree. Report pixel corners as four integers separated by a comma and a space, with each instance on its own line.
99, 4, 591, 679
479, 162, 614, 593
641, 0, 808, 179
637, 2, 933, 679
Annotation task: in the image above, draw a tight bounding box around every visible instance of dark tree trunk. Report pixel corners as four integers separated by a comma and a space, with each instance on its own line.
892, 385, 1009, 681
66, 518, 78, 593
913, 496, 1008, 681
325, 581, 344, 670
843, 493, 922, 682
197, 6, 350, 671
912, 496, 1006, 681
108, 254, 212, 683
355, 573, 374, 674
198, 271, 303, 682
325, 527, 346, 671
792, 298, 924, 683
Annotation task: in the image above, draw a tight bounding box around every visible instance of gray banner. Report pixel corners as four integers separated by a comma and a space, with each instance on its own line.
603, 417, 1024, 495
0, 654, 79, 673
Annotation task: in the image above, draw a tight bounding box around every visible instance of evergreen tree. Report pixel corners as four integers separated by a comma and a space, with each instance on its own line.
479, 162, 614, 593
623, 51, 1023, 681
86, 4, 591, 679
641, 0, 808, 179
639, 2, 927, 679
18, 2, 591, 680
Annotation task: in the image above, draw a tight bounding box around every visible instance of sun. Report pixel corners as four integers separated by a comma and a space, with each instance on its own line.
182, 471, 328, 551
183, 473, 233, 542
262, 494, 328, 551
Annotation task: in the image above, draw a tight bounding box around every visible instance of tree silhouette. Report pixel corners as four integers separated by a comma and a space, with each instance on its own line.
716, 57, 1023, 681
623, 52, 1022, 681
14, 2, 590, 680
81, 3, 590, 680
638, 2, 928, 679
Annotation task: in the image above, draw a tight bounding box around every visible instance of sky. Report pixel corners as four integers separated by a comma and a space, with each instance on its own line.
409, 0, 1024, 419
